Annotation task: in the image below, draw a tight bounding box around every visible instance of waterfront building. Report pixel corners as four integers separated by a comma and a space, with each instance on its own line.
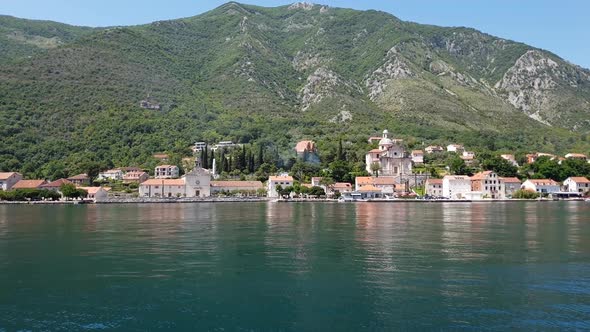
563, 177, 590, 194
122, 171, 149, 184
0, 172, 23, 191
500, 177, 522, 198
355, 176, 397, 196
357, 185, 382, 199
411, 150, 424, 164
11, 180, 47, 190
268, 175, 294, 198
365, 130, 412, 176
521, 179, 560, 194
78, 187, 110, 202
442, 175, 471, 199
98, 169, 123, 181
155, 165, 180, 179
139, 166, 211, 198
40, 178, 73, 192
211, 181, 263, 196
67, 174, 91, 186
425, 178, 443, 197
295, 140, 319, 164
471, 171, 504, 199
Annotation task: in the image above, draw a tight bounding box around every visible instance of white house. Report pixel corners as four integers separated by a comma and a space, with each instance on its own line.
563, 177, 590, 194
0, 172, 23, 191
155, 165, 180, 179
521, 179, 560, 194
442, 175, 471, 199
411, 150, 424, 164
565, 153, 587, 160
355, 176, 397, 195
98, 169, 123, 181
447, 144, 464, 153
268, 175, 294, 198
425, 178, 443, 197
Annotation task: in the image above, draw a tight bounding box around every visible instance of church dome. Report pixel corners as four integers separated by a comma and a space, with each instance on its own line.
378, 129, 393, 146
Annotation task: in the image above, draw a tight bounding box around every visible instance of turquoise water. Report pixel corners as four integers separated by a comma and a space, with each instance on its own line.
0, 202, 589, 330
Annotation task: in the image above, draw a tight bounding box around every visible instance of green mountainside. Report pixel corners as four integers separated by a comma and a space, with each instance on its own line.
1, 2, 589, 177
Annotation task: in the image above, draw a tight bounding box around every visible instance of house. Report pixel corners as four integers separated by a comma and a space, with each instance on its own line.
521, 179, 560, 194
268, 175, 294, 198
311, 177, 323, 187
365, 130, 412, 176
153, 153, 169, 161
11, 180, 47, 190
563, 177, 590, 194
357, 185, 382, 199
330, 183, 353, 196
355, 176, 397, 195
212, 141, 240, 151
442, 175, 471, 199
565, 153, 588, 160
193, 142, 207, 152
425, 145, 444, 154
40, 178, 73, 192
155, 165, 180, 179
295, 140, 319, 163
425, 178, 443, 197
118, 167, 143, 173
500, 154, 519, 167
97, 169, 123, 181
447, 144, 464, 153
67, 173, 91, 186
500, 177, 521, 198
461, 151, 476, 165
139, 167, 211, 198
78, 187, 110, 202
470, 171, 504, 199
211, 181, 264, 196
122, 171, 149, 184
0, 172, 23, 191
411, 150, 424, 164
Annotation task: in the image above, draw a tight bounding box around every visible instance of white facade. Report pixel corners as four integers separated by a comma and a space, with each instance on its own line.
365, 130, 412, 176
268, 175, 294, 198
98, 169, 123, 181
471, 171, 504, 199
442, 176, 471, 199
411, 150, 424, 164
425, 179, 443, 197
0, 172, 23, 191
139, 167, 211, 198
155, 165, 180, 179
521, 180, 560, 194
447, 144, 464, 153
563, 177, 590, 194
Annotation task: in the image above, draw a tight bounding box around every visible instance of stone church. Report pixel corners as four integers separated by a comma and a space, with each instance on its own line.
365, 130, 413, 176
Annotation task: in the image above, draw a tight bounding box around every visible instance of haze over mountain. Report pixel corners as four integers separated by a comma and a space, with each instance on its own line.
0, 2, 589, 175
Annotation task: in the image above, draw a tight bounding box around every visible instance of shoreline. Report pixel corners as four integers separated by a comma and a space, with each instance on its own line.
0, 198, 586, 205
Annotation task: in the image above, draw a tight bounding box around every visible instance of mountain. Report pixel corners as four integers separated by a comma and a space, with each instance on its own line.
0, 2, 589, 176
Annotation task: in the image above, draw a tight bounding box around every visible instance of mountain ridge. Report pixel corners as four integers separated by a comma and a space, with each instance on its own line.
0, 2, 589, 176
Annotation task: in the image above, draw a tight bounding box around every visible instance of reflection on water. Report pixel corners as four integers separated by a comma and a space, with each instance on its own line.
0, 202, 589, 330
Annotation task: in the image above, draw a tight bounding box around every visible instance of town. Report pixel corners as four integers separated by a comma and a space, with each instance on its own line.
1, 129, 589, 203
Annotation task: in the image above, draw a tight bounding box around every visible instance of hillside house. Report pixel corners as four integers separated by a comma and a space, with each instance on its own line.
411, 150, 424, 164
425, 145, 444, 154
155, 165, 180, 179
295, 140, 319, 164
122, 171, 149, 184
67, 174, 91, 186
98, 169, 123, 181
447, 144, 464, 153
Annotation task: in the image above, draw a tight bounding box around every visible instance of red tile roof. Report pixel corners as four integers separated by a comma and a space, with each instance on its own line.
211, 181, 263, 188
500, 177, 521, 183
12, 180, 46, 189
295, 140, 316, 153
141, 179, 185, 186
0, 172, 20, 180
40, 178, 73, 188
568, 177, 590, 183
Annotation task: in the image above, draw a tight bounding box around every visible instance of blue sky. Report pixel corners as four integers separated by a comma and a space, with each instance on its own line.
1, 0, 588, 68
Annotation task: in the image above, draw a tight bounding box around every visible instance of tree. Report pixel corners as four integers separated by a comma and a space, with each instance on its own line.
309, 186, 326, 197
320, 177, 335, 195
60, 183, 87, 200
481, 155, 518, 177
449, 156, 468, 175
370, 162, 381, 177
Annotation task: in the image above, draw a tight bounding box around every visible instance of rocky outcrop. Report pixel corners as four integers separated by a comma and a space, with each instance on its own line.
365, 47, 414, 101
299, 67, 361, 111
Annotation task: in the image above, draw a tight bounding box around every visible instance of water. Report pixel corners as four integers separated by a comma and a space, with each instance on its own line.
0, 202, 589, 331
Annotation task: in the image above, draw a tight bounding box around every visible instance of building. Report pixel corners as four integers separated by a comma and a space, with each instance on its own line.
40, 178, 73, 192
447, 144, 464, 153
425, 178, 443, 197
500, 177, 521, 198
330, 183, 353, 196
470, 171, 503, 199
563, 177, 590, 194
500, 154, 519, 167
78, 187, 110, 202
442, 175, 471, 199
122, 171, 149, 184
295, 140, 319, 163
211, 181, 264, 196
11, 180, 47, 190
268, 175, 294, 198
98, 169, 123, 181
153, 153, 169, 162
365, 130, 412, 177
521, 179, 560, 194
139, 166, 211, 198
357, 185, 382, 199
0, 172, 23, 191
411, 150, 424, 164
155, 165, 180, 179
67, 174, 91, 186
213, 141, 240, 151
565, 153, 588, 160
425, 145, 444, 154
193, 142, 207, 152
355, 176, 397, 196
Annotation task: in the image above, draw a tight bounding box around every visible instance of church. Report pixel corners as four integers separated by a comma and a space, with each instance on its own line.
139, 166, 211, 198
365, 130, 413, 176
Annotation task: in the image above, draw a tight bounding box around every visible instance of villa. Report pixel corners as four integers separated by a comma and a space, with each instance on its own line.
563, 177, 590, 194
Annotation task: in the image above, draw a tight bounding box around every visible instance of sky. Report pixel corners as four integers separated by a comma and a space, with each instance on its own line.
1, 0, 588, 68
